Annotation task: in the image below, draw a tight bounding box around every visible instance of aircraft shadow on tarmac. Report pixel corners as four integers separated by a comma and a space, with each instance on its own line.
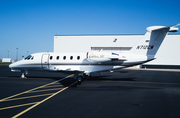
60, 76, 136, 87
86, 75, 136, 81
7, 69, 136, 87
7, 74, 137, 87
7, 74, 157, 91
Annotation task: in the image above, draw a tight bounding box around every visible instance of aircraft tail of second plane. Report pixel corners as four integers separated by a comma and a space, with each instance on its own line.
130, 24, 179, 58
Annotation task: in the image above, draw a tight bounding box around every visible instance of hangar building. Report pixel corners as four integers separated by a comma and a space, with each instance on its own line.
54, 34, 180, 69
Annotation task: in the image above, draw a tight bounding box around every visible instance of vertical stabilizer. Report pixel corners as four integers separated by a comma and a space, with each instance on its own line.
130, 24, 179, 58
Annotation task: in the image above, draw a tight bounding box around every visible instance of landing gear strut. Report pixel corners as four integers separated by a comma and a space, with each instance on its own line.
83, 73, 92, 79
21, 70, 28, 78
72, 73, 92, 85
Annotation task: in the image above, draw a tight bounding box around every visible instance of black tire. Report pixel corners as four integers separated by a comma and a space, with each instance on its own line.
77, 76, 83, 81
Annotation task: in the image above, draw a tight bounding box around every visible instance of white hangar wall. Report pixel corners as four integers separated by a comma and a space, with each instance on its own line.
54, 35, 142, 52
54, 35, 180, 68
147, 35, 180, 66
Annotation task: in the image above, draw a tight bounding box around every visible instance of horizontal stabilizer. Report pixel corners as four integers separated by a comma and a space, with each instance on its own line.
147, 24, 180, 32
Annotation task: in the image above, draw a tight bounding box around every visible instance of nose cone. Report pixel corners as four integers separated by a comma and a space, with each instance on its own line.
9, 61, 22, 72
9, 62, 18, 69
9, 63, 14, 69
9, 61, 20, 69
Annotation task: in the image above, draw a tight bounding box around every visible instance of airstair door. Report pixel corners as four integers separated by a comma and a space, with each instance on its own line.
42, 54, 49, 70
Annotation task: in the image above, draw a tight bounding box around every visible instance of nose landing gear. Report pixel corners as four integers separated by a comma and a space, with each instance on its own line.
21, 70, 28, 78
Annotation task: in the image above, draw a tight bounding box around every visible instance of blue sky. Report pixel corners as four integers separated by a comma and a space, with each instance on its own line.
0, 0, 180, 60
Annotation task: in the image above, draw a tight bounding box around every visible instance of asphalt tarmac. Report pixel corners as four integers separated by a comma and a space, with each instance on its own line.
0, 65, 180, 118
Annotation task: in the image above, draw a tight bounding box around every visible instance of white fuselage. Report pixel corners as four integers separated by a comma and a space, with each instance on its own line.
9, 52, 153, 74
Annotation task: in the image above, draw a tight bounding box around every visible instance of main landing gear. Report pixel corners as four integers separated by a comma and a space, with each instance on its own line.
73, 73, 92, 81
73, 73, 92, 85
77, 76, 83, 82
73, 73, 83, 84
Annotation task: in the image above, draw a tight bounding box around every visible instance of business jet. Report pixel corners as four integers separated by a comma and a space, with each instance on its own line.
9, 24, 180, 81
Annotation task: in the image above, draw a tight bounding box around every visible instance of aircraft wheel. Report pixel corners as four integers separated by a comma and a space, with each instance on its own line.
77, 76, 83, 81
21, 70, 28, 78
76, 76, 83, 85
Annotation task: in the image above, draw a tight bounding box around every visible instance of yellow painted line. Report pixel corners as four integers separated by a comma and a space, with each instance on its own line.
0, 102, 38, 111
12, 80, 78, 118
50, 83, 62, 85
0, 81, 58, 102
65, 74, 74, 78
0, 74, 74, 102
43, 85, 63, 88
1, 93, 54, 102
28, 88, 62, 93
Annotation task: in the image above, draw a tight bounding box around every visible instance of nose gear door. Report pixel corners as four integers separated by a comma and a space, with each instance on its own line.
41, 54, 49, 70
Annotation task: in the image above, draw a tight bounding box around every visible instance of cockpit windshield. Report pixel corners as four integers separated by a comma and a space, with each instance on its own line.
25, 55, 34, 60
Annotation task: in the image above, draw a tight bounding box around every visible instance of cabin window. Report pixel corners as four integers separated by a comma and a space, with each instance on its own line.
70, 56, 73, 60
57, 56, 59, 60
77, 56, 80, 60
50, 56, 53, 60
63, 56, 66, 60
